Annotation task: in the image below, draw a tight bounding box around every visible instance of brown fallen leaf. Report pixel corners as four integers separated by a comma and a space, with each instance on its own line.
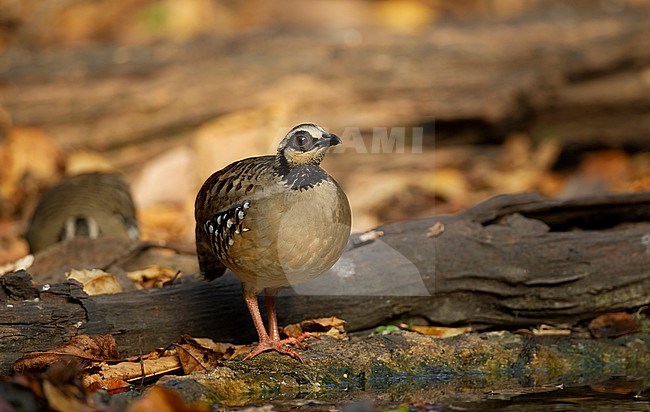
84, 343, 182, 393
138, 202, 195, 246
628, 175, 650, 191
426, 221, 445, 237
0, 254, 34, 276
84, 356, 182, 394
13, 335, 119, 373
64, 150, 115, 175
422, 168, 469, 202
374, 0, 435, 33
403, 324, 472, 338
532, 324, 572, 336
283, 317, 347, 340
178, 335, 243, 356
129, 386, 210, 412
65, 268, 123, 295
127, 265, 181, 289
580, 150, 631, 191
9, 360, 99, 412
0, 126, 62, 217
87, 374, 130, 395
42, 379, 95, 412
175, 335, 243, 373
356, 229, 384, 244
588, 312, 641, 338
0, 219, 30, 266
590, 377, 645, 395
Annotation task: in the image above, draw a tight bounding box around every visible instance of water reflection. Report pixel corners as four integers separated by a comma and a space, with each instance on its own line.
263, 377, 649, 411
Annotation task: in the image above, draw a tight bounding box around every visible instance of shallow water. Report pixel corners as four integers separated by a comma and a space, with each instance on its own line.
256, 377, 649, 411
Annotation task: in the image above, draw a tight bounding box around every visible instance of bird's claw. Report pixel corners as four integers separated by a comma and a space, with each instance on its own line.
243, 339, 304, 362
281, 331, 320, 349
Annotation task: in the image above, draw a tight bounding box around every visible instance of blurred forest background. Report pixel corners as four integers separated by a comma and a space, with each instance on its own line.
0, 0, 648, 264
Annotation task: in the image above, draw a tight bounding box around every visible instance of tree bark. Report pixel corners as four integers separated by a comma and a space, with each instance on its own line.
1, 191, 648, 374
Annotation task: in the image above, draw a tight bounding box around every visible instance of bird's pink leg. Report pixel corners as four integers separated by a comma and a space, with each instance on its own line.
242, 284, 269, 342
242, 285, 302, 362
265, 287, 281, 341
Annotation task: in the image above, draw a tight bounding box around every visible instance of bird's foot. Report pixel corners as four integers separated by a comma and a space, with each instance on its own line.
243, 339, 304, 362
281, 331, 320, 349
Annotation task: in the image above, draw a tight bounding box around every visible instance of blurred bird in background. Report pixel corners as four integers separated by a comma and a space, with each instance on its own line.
26, 172, 139, 253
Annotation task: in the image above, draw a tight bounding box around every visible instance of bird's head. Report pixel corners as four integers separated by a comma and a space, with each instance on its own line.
276, 123, 341, 169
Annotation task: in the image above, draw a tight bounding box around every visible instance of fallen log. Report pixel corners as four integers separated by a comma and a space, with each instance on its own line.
1, 191, 649, 374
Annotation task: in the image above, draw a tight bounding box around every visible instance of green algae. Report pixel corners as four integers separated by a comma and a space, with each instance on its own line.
158, 330, 650, 406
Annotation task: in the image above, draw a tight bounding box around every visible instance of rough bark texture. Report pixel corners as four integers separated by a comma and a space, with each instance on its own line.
0, 192, 648, 375
0, 6, 649, 167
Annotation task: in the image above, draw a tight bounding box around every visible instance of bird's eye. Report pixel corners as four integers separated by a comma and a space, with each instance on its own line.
293, 132, 313, 150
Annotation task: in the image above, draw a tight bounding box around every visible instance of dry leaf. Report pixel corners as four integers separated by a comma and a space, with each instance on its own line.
404, 324, 471, 338
422, 168, 469, 203
65, 150, 115, 175
84, 356, 181, 393
579, 150, 631, 191
0, 254, 34, 276
83, 343, 183, 393
175, 345, 220, 374
179, 335, 241, 355
13, 335, 118, 372
479, 134, 562, 196
175, 335, 242, 373
0, 219, 29, 265
65, 269, 123, 295
283, 317, 347, 340
532, 138, 561, 171
157, 0, 223, 39
501, 133, 533, 169
129, 386, 210, 412
374, 0, 435, 32
532, 324, 571, 336
426, 221, 445, 237
127, 265, 180, 289
9, 360, 98, 412
590, 378, 644, 395
282, 323, 304, 339
588, 312, 641, 338
628, 175, 650, 191
42, 380, 95, 412
357, 230, 384, 244
0, 126, 62, 216
138, 202, 194, 245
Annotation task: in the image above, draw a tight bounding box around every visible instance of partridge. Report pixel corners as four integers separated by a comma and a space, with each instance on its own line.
26, 172, 139, 253
195, 123, 351, 361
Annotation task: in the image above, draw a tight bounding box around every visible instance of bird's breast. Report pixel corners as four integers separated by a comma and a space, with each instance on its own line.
223, 181, 351, 289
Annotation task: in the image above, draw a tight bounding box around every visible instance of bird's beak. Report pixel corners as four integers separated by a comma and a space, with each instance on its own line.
318, 133, 342, 147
